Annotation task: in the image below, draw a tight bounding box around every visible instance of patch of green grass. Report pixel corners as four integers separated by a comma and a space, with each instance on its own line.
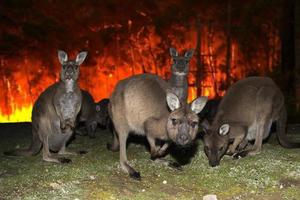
0, 124, 300, 200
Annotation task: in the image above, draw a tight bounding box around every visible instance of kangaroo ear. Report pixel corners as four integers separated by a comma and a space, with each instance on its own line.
58, 50, 68, 65
169, 47, 179, 58
166, 92, 181, 111
95, 105, 101, 112
190, 96, 208, 114
219, 124, 230, 136
201, 119, 210, 132
184, 49, 195, 60
75, 51, 88, 65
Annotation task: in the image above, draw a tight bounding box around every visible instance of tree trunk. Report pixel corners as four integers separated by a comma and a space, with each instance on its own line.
295, 0, 300, 110
207, 20, 219, 97
280, 0, 295, 104
195, 15, 203, 96
225, 0, 232, 89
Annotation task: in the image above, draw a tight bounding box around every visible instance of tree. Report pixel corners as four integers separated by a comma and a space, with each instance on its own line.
295, 0, 300, 111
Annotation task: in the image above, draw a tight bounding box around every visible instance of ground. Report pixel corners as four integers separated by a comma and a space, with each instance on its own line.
0, 123, 300, 200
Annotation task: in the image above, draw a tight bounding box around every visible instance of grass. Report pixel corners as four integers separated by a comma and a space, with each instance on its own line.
0, 123, 300, 200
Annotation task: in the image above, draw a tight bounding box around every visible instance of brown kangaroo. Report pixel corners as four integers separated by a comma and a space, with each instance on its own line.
203, 77, 300, 167
108, 73, 207, 179
168, 47, 194, 103
4, 50, 87, 163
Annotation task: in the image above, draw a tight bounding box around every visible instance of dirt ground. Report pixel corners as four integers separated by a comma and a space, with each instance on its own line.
0, 123, 300, 200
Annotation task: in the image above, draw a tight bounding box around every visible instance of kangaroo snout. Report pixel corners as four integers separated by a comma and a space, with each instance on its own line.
209, 160, 220, 167
176, 133, 191, 146
65, 67, 74, 79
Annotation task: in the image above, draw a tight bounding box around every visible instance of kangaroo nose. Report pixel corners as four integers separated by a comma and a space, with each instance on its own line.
209, 160, 220, 167
180, 134, 188, 141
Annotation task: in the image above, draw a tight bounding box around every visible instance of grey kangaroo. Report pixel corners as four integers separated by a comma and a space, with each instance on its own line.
4, 50, 87, 163
108, 73, 207, 179
76, 90, 99, 138
203, 77, 300, 167
168, 47, 194, 103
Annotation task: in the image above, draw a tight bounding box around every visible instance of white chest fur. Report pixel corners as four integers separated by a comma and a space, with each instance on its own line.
59, 92, 79, 120
65, 80, 75, 93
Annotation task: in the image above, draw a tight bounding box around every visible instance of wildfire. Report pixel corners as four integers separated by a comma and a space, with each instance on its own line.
0, 1, 281, 123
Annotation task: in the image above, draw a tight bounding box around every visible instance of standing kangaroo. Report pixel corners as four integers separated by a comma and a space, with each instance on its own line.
4, 50, 87, 163
108, 73, 207, 179
168, 47, 194, 103
203, 77, 300, 167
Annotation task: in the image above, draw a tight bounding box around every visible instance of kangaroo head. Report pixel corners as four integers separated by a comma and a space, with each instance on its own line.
166, 92, 207, 146
203, 123, 230, 167
169, 47, 194, 76
58, 50, 87, 83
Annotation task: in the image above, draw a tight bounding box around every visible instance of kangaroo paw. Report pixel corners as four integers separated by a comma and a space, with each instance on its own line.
233, 151, 248, 159
129, 171, 141, 180
168, 161, 182, 170
78, 150, 88, 154
58, 157, 72, 164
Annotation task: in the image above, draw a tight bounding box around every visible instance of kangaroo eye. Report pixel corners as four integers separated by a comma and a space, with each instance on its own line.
219, 147, 224, 152
171, 118, 177, 126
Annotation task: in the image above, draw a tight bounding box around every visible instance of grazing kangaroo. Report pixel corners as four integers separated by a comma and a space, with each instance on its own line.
4, 50, 87, 163
203, 77, 300, 167
76, 90, 99, 138
168, 47, 194, 103
108, 73, 207, 179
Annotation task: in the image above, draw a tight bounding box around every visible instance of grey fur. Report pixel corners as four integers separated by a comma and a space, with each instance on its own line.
168, 48, 194, 103
4, 50, 88, 163
109, 73, 207, 179
203, 77, 300, 167
76, 90, 99, 138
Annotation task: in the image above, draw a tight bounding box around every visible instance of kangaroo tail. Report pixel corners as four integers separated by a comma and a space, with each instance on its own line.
277, 106, 300, 148
3, 128, 42, 156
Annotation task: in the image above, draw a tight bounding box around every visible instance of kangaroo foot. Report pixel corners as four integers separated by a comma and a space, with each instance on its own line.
129, 171, 141, 180
107, 143, 119, 152
78, 150, 88, 154
58, 157, 72, 164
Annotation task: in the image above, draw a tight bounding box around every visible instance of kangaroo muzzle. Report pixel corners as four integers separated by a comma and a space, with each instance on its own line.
176, 133, 191, 146
176, 124, 192, 145
208, 151, 220, 167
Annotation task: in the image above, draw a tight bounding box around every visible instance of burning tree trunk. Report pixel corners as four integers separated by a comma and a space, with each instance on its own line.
207, 20, 219, 97
295, 0, 300, 110
225, 0, 232, 88
195, 15, 203, 96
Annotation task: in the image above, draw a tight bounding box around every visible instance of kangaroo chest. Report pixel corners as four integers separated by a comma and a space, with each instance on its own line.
169, 75, 188, 102
59, 92, 80, 120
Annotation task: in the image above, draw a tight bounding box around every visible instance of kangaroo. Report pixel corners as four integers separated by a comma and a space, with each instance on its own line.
4, 50, 87, 163
168, 47, 194, 103
108, 73, 207, 179
76, 90, 99, 138
95, 98, 112, 130
198, 98, 221, 123
203, 77, 300, 167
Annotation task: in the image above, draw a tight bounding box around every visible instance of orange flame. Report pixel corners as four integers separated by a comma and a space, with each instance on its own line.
0, 24, 280, 122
